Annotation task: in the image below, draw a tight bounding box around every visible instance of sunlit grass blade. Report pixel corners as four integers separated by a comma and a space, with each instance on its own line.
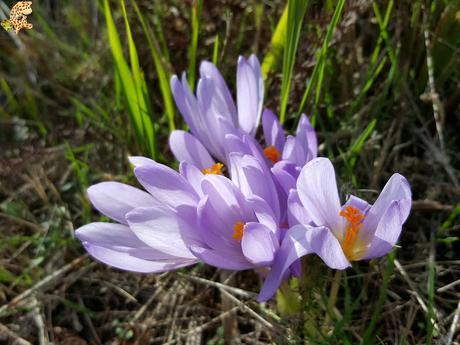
212, 35, 220, 65
261, 5, 288, 79
130, 0, 176, 132
103, 0, 157, 158
188, 0, 203, 90
279, 0, 308, 124
297, 0, 345, 126
362, 251, 396, 344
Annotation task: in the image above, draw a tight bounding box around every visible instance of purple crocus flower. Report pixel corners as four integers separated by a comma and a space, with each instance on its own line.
169, 55, 263, 169
75, 157, 202, 273
258, 157, 412, 301
262, 109, 317, 168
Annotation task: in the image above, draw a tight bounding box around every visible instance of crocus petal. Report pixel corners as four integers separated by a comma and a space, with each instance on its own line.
237, 56, 263, 136
359, 173, 411, 243
126, 207, 197, 259
247, 54, 264, 124
262, 108, 284, 151
133, 160, 198, 208
179, 161, 204, 197
258, 225, 350, 301
287, 190, 312, 227
247, 196, 278, 234
229, 153, 280, 221
190, 245, 254, 270
271, 161, 299, 195
197, 76, 236, 161
282, 135, 306, 166
296, 114, 318, 160
169, 130, 215, 170
344, 195, 371, 214
76, 223, 196, 273
170, 74, 201, 137
197, 195, 241, 253
200, 61, 238, 126
241, 223, 278, 267
224, 133, 267, 167
297, 158, 343, 237
363, 201, 404, 259
87, 182, 157, 225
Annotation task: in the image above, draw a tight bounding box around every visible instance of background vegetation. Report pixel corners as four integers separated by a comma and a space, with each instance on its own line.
0, 0, 459, 344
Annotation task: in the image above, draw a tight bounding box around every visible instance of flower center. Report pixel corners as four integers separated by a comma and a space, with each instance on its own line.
232, 221, 245, 241
202, 163, 224, 175
263, 146, 280, 164
339, 205, 365, 260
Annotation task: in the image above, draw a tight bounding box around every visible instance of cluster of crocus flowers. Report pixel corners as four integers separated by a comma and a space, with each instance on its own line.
75, 55, 411, 302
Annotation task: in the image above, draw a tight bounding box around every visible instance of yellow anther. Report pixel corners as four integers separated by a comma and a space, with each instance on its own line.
263, 146, 280, 164
232, 221, 245, 241
339, 205, 365, 260
202, 163, 224, 175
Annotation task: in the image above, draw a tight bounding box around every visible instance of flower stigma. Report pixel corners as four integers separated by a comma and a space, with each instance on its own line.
202, 163, 224, 175
263, 146, 280, 164
339, 205, 365, 260
232, 221, 245, 241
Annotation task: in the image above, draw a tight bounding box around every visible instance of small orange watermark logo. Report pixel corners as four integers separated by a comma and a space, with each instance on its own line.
1, 1, 33, 34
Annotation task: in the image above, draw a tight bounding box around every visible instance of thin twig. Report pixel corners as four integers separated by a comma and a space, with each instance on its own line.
423, 24, 445, 154
0, 323, 32, 345
178, 273, 257, 299
0, 255, 88, 315
446, 299, 460, 345
394, 259, 439, 333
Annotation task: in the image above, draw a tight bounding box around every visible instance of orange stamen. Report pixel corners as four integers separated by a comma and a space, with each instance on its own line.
202, 163, 224, 175
339, 205, 365, 260
232, 221, 245, 241
263, 146, 280, 164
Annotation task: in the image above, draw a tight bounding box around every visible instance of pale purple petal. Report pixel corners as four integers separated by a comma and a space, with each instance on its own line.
133, 160, 198, 208
363, 201, 404, 259
126, 206, 197, 259
170, 74, 201, 137
237, 56, 263, 136
359, 174, 411, 243
197, 195, 241, 253
287, 190, 312, 227
247, 54, 264, 127
344, 195, 371, 214
179, 161, 204, 197
262, 108, 284, 151
200, 61, 238, 126
224, 133, 267, 166
228, 153, 280, 221
282, 135, 305, 166
271, 161, 299, 195
190, 245, 254, 270
258, 225, 350, 301
241, 223, 278, 267
247, 196, 278, 235
169, 130, 215, 170
87, 182, 157, 225
197, 76, 236, 161
75, 223, 196, 273
296, 114, 318, 160
297, 158, 343, 237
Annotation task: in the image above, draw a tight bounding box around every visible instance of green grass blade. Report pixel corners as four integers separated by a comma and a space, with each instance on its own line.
103, 0, 157, 158
212, 35, 220, 65
187, 0, 203, 90
279, 0, 309, 124
261, 5, 288, 79
362, 251, 396, 344
130, 0, 176, 132
297, 0, 345, 125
